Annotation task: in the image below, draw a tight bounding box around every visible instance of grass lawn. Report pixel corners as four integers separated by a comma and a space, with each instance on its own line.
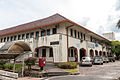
64, 69, 79, 74
0, 64, 25, 72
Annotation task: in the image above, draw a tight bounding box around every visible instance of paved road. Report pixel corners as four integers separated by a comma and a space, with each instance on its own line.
79, 61, 120, 79
46, 75, 116, 80
46, 61, 120, 80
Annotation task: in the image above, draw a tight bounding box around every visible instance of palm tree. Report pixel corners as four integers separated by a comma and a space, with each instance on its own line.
117, 20, 120, 29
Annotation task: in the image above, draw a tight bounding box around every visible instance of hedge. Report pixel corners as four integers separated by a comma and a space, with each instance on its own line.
56, 62, 77, 69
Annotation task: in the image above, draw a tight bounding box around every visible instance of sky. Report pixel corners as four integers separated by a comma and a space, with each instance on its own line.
0, 0, 120, 40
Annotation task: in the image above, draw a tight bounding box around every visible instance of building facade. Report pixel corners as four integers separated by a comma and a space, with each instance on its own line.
0, 14, 111, 63
102, 32, 115, 41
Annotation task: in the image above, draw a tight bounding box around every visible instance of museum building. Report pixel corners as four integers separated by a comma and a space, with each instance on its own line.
0, 14, 111, 63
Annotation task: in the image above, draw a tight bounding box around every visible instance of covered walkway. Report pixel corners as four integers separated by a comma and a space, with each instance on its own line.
0, 41, 32, 76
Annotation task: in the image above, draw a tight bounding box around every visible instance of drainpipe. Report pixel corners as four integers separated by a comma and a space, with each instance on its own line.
66, 25, 74, 62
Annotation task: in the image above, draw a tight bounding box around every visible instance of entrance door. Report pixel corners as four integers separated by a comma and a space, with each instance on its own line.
42, 49, 46, 57
80, 49, 86, 61
90, 50, 94, 57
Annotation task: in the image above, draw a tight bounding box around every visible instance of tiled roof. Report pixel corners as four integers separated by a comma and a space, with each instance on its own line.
0, 13, 110, 42
0, 13, 68, 36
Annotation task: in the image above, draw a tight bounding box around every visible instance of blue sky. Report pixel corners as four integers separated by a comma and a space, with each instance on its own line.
0, 0, 120, 40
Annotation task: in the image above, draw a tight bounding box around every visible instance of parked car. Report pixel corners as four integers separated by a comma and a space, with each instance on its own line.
81, 57, 92, 66
93, 56, 103, 65
108, 56, 115, 62
101, 56, 109, 63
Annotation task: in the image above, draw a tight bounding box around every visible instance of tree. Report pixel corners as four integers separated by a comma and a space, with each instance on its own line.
116, 20, 120, 29
111, 41, 120, 59
25, 57, 36, 70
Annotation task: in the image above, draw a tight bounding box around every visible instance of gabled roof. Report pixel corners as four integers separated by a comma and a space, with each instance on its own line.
0, 13, 68, 36
0, 13, 110, 42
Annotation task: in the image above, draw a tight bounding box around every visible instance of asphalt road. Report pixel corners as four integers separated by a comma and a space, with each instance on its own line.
46, 75, 116, 80
46, 61, 120, 80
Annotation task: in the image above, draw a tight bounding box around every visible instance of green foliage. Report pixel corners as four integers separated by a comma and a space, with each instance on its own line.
0, 60, 7, 69
111, 41, 120, 59
25, 57, 36, 70
56, 62, 77, 69
116, 20, 120, 29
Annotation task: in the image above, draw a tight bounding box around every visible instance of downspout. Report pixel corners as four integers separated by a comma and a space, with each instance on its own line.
66, 28, 69, 62
66, 24, 74, 62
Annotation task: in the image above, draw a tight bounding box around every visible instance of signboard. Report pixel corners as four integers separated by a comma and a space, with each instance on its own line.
0, 70, 18, 80
76, 43, 80, 48
88, 42, 95, 48
50, 41, 59, 45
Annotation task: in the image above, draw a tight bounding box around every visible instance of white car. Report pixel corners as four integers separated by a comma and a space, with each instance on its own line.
93, 56, 103, 65
81, 57, 92, 66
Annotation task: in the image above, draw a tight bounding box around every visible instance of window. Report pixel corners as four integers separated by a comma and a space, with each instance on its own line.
90, 36, 92, 42
1, 38, 3, 42
14, 36, 16, 40
4, 37, 6, 42
71, 49, 74, 57
42, 49, 46, 57
70, 29, 73, 37
36, 31, 39, 38
26, 33, 29, 39
53, 28, 57, 34
47, 29, 50, 35
78, 32, 79, 39
11, 36, 13, 41
84, 34, 86, 40
30, 32, 34, 38
18, 35, 21, 40
41, 30, 45, 36
81, 33, 83, 39
22, 34, 25, 39
7, 37, 9, 41
74, 30, 76, 38
49, 48, 53, 57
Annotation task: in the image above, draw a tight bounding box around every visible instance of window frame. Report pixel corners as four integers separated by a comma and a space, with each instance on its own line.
70, 29, 73, 37
74, 30, 76, 38
52, 28, 57, 34
26, 33, 29, 39
47, 29, 50, 35
42, 48, 46, 57
22, 34, 25, 39
30, 32, 34, 38
36, 31, 39, 38
41, 30, 45, 36
18, 35, 21, 40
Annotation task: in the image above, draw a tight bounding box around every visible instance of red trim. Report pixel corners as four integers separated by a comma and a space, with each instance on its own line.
80, 48, 86, 56
68, 46, 78, 62
95, 50, 98, 56
90, 49, 94, 56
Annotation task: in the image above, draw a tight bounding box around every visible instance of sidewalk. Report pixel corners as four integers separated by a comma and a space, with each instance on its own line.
18, 77, 43, 80
19, 63, 69, 79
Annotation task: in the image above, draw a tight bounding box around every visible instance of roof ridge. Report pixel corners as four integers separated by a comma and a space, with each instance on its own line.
0, 13, 66, 31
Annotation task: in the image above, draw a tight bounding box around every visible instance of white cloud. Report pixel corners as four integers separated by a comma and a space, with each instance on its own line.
0, 0, 120, 40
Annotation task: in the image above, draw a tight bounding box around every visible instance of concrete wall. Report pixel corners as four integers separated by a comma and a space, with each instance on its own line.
0, 22, 111, 63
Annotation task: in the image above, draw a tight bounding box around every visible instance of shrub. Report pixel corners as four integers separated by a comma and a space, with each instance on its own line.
0, 60, 7, 69
25, 57, 36, 70
56, 62, 77, 69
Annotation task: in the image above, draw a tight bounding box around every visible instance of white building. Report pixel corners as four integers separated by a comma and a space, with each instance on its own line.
0, 14, 111, 63
102, 32, 115, 41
